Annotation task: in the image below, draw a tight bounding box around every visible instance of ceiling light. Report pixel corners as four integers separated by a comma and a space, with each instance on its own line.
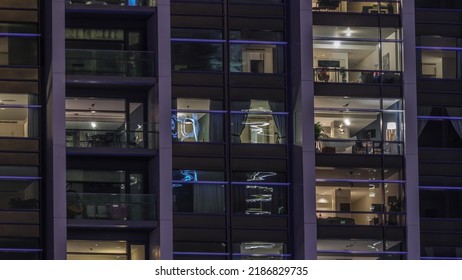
91, 110, 96, 114
333, 41, 341, 48
344, 119, 351, 126
90, 122, 97, 128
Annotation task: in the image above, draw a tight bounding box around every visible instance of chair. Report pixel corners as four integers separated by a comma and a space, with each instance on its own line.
85, 132, 94, 147
373, 142, 382, 154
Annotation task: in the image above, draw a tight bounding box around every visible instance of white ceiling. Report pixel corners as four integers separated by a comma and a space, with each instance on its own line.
67, 240, 126, 254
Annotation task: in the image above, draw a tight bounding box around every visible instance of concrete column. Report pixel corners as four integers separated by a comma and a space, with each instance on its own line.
150, 0, 173, 260
291, 0, 317, 260
402, 0, 420, 260
45, 0, 67, 260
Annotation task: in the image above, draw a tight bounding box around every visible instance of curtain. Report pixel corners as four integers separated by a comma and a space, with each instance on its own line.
209, 113, 223, 142
28, 95, 39, 138
418, 106, 433, 136
446, 107, 462, 140
230, 101, 251, 143
269, 101, 286, 144
193, 184, 225, 213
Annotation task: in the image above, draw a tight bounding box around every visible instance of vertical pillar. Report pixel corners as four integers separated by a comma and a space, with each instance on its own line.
45, 0, 67, 260
402, 0, 420, 260
291, 0, 317, 259
150, 0, 173, 260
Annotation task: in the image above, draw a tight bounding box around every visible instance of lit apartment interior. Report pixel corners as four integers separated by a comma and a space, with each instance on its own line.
65, 98, 147, 148
313, 25, 401, 83
173, 99, 286, 144
67, 240, 146, 260
0, 94, 37, 138
312, 0, 400, 14
314, 96, 402, 154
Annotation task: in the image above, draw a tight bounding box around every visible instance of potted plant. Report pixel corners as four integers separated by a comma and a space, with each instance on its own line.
315, 122, 324, 140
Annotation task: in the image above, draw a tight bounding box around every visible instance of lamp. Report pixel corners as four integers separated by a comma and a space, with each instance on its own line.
387, 122, 397, 130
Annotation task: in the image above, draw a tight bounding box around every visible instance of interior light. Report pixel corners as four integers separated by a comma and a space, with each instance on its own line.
344, 119, 351, 126
91, 110, 96, 114
345, 28, 352, 37
90, 122, 97, 128
387, 122, 397, 130
333, 41, 341, 48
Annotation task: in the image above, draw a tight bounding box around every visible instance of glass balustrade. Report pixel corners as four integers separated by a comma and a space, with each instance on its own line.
66, 49, 155, 77
312, 0, 401, 14
65, 0, 156, 7
65, 121, 158, 149
67, 193, 156, 220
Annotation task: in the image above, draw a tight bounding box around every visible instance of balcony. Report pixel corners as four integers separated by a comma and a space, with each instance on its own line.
67, 193, 157, 228
312, 0, 401, 14
66, 49, 155, 77
314, 68, 401, 84
316, 139, 403, 155
66, 121, 158, 155
66, 0, 156, 6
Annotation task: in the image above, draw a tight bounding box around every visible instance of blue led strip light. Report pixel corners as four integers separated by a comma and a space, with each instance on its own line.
0, 33, 40, 37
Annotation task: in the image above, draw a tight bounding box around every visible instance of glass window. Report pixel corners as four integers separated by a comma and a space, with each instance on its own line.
0, 0, 38, 9
419, 36, 457, 48
416, 0, 462, 9
232, 242, 287, 260
419, 49, 459, 79
315, 99, 404, 154
230, 43, 284, 74
174, 242, 227, 253
0, 37, 38, 66
232, 184, 287, 215
421, 190, 462, 218
232, 171, 287, 182
313, 26, 380, 40
65, 98, 154, 149
0, 23, 37, 33
230, 30, 284, 41
314, 96, 401, 110
0, 107, 39, 138
173, 170, 225, 181
172, 42, 223, 71
172, 183, 225, 213
67, 240, 131, 260
0, 180, 39, 210
316, 167, 403, 181
312, 0, 401, 14
171, 29, 223, 39
316, 182, 405, 225
172, 112, 224, 143
174, 98, 223, 110
65, 28, 124, 42
231, 100, 287, 144
317, 239, 406, 259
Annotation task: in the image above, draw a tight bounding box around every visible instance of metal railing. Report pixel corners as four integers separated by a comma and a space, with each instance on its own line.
312, 0, 401, 14
67, 192, 156, 220
65, 0, 156, 6
314, 68, 402, 84
66, 49, 155, 77
316, 139, 403, 155
66, 121, 158, 149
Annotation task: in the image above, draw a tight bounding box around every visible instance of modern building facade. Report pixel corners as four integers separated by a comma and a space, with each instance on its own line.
0, 0, 460, 260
